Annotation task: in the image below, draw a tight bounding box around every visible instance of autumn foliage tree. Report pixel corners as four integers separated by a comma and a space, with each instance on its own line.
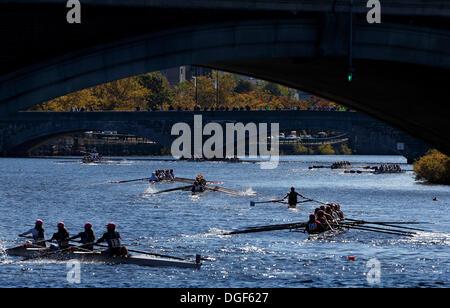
29, 70, 341, 112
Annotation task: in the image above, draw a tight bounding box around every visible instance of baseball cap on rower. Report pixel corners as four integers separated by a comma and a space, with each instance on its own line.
35, 219, 43, 226
57, 222, 65, 228
106, 222, 116, 230
84, 222, 93, 229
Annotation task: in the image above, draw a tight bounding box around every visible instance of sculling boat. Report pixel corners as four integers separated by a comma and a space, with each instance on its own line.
6, 246, 201, 269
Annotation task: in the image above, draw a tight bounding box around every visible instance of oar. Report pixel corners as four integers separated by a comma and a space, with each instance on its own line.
153, 185, 193, 194
174, 177, 223, 185
344, 218, 428, 231
7, 235, 54, 250
224, 222, 307, 235
77, 241, 212, 262
110, 177, 150, 184
335, 223, 415, 237
340, 223, 416, 235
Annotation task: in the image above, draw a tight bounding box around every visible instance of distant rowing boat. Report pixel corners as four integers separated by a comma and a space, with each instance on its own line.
6, 246, 201, 269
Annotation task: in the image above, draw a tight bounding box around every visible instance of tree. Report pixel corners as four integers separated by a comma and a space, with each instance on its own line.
234, 79, 255, 94
137, 72, 175, 109
260, 81, 282, 97
91, 76, 151, 110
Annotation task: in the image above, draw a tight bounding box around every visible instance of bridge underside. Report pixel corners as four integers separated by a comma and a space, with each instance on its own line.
0, 3, 449, 157
206, 57, 448, 156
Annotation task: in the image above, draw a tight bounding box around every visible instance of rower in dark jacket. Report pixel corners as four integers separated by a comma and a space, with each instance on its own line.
50, 222, 70, 250
305, 214, 325, 234
283, 187, 306, 208
96, 222, 128, 257
69, 222, 96, 250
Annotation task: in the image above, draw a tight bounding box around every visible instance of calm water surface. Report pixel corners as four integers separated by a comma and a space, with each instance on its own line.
0, 155, 449, 288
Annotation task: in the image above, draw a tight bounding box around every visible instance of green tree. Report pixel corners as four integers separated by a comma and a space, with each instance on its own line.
234, 79, 255, 94
137, 72, 175, 109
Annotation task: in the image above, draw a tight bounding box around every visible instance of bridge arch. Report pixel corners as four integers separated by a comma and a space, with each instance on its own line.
0, 111, 429, 161
0, 17, 449, 155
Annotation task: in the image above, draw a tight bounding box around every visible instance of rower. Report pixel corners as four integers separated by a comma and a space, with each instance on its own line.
96, 222, 128, 257
334, 203, 345, 220
191, 180, 205, 193
69, 222, 96, 250
325, 206, 339, 225
282, 187, 306, 208
19, 219, 46, 247
169, 169, 175, 180
149, 172, 159, 182
316, 210, 334, 231
49, 222, 70, 250
305, 214, 325, 234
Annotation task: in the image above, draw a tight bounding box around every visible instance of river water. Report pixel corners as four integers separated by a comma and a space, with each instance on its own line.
0, 155, 448, 288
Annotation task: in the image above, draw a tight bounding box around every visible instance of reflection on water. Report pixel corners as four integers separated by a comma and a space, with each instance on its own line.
0, 155, 449, 288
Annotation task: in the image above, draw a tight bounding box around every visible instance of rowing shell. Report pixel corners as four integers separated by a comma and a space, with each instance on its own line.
6, 246, 201, 269
307, 227, 347, 240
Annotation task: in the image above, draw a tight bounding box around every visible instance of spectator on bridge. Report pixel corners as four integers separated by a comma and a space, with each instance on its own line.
135, 106, 140, 111
245, 105, 251, 111
169, 105, 174, 111
225, 106, 230, 111
265, 105, 270, 111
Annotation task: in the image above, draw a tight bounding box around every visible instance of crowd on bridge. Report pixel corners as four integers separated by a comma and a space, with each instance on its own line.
67, 104, 351, 113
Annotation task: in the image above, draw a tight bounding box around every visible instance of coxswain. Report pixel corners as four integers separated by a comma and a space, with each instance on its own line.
282, 187, 306, 208
69, 222, 96, 250
96, 222, 128, 257
50, 222, 70, 250
305, 214, 325, 234
19, 219, 46, 247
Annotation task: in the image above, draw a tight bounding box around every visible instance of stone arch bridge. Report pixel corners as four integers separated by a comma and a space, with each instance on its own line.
0, 111, 428, 162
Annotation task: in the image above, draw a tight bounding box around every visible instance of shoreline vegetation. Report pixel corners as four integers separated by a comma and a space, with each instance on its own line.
28, 71, 345, 112
414, 150, 450, 185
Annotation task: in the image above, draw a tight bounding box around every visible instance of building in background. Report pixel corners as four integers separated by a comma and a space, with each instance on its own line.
160, 66, 212, 86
